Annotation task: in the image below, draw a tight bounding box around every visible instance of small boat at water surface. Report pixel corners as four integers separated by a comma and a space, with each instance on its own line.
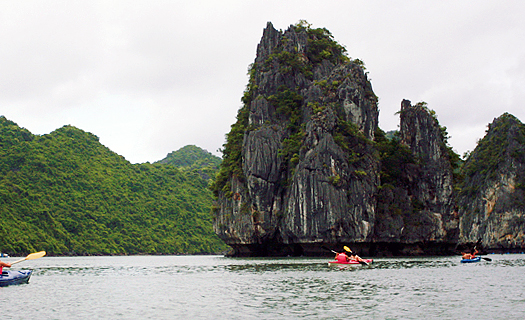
328, 259, 373, 266
0, 270, 32, 287
460, 257, 481, 263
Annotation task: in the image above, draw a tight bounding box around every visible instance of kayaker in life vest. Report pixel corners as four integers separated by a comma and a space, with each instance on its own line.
462, 248, 478, 260
0, 260, 11, 274
335, 252, 350, 262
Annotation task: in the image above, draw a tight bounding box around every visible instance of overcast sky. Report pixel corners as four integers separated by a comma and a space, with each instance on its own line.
1, 1, 524, 163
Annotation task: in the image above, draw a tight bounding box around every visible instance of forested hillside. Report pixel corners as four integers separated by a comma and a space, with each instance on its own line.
0, 116, 227, 255
156, 145, 221, 181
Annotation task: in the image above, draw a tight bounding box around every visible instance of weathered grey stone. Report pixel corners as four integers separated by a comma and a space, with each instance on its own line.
213, 22, 383, 256
215, 22, 516, 256
458, 113, 525, 251
372, 100, 458, 255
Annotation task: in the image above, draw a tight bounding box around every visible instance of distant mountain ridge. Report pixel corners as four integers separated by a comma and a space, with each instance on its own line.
0, 116, 227, 256
156, 145, 221, 181
157, 145, 220, 168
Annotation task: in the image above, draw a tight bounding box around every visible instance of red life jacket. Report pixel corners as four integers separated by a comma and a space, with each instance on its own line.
336, 253, 348, 262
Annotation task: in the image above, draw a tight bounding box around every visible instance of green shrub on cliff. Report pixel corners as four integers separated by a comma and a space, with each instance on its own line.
293, 20, 349, 65
460, 113, 525, 196
374, 128, 416, 187
210, 105, 249, 198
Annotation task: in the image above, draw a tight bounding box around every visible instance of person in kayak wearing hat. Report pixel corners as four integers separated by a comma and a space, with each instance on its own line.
0, 260, 11, 274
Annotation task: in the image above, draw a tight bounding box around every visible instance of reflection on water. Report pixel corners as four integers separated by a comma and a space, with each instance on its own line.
1, 254, 524, 319
34, 255, 523, 276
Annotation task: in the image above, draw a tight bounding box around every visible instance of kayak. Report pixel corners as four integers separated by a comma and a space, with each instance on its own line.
328, 259, 373, 266
460, 257, 481, 263
0, 270, 32, 287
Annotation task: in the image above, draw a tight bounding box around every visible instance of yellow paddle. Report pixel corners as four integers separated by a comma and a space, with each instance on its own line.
11, 251, 46, 265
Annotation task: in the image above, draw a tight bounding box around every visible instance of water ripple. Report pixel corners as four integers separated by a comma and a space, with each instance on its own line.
2, 255, 524, 319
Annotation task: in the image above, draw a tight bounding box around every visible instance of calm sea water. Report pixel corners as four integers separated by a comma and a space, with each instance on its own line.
0, 254, 523, 319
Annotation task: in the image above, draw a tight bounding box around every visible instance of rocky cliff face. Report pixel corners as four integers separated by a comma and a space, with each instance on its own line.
213, 22, 379, 256
372, 100, 458, 255
399, 100, 458, 242
212, 22, 464, 256
458, 113, 525, 252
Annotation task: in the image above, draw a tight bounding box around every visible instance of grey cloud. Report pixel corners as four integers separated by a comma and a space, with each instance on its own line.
1, 0, 524, 163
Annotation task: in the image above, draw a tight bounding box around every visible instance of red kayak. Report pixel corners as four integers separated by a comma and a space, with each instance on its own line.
328, 259, 373, 266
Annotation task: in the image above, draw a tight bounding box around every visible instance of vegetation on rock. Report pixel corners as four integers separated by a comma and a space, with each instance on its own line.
458, 113, 525, 250
460, 113, 525, 194
209, 105, 249, 198
211, 20, 366, 201
212, 21, 382, 256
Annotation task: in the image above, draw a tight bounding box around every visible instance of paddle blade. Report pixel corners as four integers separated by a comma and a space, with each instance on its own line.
481, 257, 492, 262
11, 251, 46, 265
343, 246, 352, 253
26, 251, 46, 260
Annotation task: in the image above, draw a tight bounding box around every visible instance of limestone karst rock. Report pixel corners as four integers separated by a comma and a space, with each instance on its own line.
373, 100, 459, 255
212, 22, 379, 256
212, 21, 522, 256
458, 113, 525, 252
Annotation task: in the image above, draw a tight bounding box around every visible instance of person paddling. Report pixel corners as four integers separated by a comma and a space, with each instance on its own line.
334, 252, 350, 262
462, 248, 478, 260
335, 250, 365, 263
0, 260, 11, 274
347, 251, 366, 263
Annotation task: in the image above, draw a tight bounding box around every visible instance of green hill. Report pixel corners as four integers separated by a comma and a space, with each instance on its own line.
0, 116, 227, 255
156, 145, 221, 181
157, 145, 220, 168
